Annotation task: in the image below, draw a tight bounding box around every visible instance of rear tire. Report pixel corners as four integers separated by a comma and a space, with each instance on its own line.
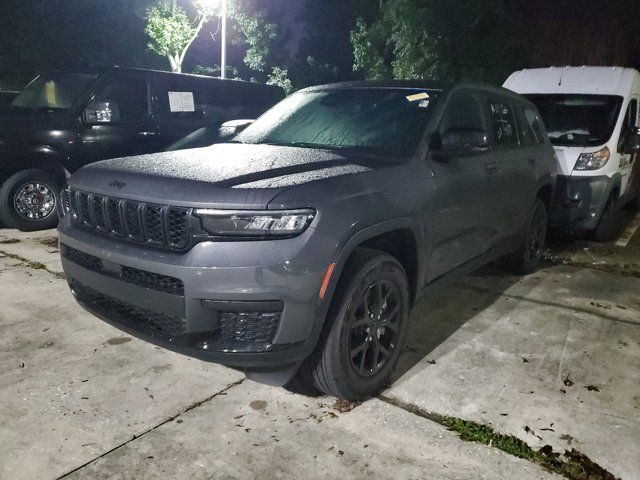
296, 248, 410, 401
508, 198, 548, 275
0, 169, 60, 231
593, 194, 618, 242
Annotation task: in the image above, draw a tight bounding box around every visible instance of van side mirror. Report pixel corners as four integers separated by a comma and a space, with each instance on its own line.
219, 119, 254, 140
84, 100, 120, 124
623, 128, 640, 154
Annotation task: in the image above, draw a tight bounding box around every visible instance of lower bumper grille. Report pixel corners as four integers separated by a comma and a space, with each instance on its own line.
62, 244, 184, 295
71, 282, 188, 341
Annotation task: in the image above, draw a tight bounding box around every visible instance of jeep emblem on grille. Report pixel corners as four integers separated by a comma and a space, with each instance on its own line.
109, 180, 126, 189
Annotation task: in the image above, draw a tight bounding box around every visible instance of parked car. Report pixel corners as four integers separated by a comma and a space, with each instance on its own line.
0, 90, 19, 106
0, 67, 284, 231
58, 81, 557, 400
504, 66, 640, 240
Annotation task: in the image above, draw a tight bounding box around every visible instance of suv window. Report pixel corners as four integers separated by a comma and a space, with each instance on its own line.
515, 105, 545, 146
94, 78, 149, 123
489, 98, 518, 147
439, 92, 487, 138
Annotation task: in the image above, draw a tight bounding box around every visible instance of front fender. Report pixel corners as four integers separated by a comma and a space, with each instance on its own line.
0, 143, 69, 184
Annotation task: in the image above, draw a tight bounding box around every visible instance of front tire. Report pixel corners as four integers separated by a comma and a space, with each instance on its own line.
593, 194, 618, 242
0, 169, 61, 231
299, 248, 410, 401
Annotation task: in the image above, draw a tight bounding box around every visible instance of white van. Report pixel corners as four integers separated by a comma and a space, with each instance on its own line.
504, 66, 640, 240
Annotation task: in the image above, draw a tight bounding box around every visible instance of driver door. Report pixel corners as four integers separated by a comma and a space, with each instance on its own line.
78, 77, 161, 168
427, 90, 501, 281
620, 98, 639, 197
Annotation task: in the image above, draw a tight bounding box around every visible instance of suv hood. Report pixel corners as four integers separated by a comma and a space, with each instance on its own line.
69, 143, 378, 209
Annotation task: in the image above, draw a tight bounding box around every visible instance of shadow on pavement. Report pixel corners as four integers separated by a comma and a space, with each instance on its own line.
393, 266, 522, 382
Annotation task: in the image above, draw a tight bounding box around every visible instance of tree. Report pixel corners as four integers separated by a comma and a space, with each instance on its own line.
146, 0, 219, 73
351, 0, 525, 84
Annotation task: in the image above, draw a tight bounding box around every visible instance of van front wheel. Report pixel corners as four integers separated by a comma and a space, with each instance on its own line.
0, 169, 61, 231
593, 194, 618, 242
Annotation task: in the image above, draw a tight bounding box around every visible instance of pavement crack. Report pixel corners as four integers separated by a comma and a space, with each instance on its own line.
378, 394, 620, 480
55, 378, 245, 479
0, 249, 65, 279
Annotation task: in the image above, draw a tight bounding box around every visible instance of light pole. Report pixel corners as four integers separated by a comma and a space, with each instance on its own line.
220, 0, 227, 79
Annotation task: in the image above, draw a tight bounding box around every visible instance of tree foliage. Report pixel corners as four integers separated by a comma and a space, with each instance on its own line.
352, 0, 523, 84
146, 1, 218, 73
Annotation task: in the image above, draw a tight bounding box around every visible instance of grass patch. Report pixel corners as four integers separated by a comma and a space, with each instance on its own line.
379, 395, 620, 480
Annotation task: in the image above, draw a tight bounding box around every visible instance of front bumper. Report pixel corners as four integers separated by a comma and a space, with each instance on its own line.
550, 174, 612, 231
58, 216, 340, 369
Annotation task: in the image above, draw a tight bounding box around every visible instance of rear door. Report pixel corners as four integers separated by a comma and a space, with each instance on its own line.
488, 96, 538, 238
79, 76, 160, 163
427, 90, 501, 280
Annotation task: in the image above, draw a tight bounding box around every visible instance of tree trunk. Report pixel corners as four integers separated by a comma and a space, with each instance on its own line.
168, 54, 182, 73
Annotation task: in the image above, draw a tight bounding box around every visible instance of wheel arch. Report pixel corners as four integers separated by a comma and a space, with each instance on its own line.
0, 144, 69, 187
327, 219, 424, 308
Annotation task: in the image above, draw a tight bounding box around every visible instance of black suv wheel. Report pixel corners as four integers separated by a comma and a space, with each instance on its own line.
301, 248, 410, 401
508, 198, 548, 274
0, 169, 61, 231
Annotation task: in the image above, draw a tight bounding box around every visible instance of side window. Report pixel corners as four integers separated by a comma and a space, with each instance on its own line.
439, 92, 488, 138
93, 78, 148, 123
524, 107, 547, 144
623, 99, 638, 131
517, 106, 546, 145
489, 98, 518, 147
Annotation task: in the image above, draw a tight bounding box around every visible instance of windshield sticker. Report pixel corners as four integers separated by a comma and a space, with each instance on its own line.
168, 91, 195, 112
406, 92, 430, 102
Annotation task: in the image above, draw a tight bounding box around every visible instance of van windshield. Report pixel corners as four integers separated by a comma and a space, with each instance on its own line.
236, 87, 440, 159
12, 73, 96, 111
525, 94, 623, 147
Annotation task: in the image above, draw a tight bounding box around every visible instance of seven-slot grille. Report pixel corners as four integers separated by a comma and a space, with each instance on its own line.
67, 190, 191, 250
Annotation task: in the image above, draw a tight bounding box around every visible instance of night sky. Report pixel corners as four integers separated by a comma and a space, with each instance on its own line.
1, 0, 640, 88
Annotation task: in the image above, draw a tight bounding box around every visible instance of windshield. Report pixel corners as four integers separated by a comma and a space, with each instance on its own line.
525, 94, 623, 147
236, 87, 440, 158
11, 73, 96, 111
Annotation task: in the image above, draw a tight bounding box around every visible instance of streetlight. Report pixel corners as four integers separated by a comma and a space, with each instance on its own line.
220, 0, 227, 79
199, 0, 227, 79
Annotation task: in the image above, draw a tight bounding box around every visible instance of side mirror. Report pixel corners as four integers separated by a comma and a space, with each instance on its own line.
429, 129, 490, 161
84, 100, 120, 124
623, 128, 640, 154
219, 119, 254, 140
442, 127, 490, 152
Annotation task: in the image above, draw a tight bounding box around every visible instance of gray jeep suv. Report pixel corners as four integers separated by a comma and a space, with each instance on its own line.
58, 81, 556, 400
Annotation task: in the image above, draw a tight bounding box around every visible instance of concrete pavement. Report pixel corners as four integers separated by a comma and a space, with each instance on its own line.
1, 228, 638, 479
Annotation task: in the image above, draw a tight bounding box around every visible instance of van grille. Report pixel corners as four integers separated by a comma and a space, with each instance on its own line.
68, 190, 191, 251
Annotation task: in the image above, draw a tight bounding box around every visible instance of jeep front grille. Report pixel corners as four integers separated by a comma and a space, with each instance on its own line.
67, 189, 191, 251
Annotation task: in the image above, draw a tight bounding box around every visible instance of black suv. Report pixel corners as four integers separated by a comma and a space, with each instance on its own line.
59, 81, 556, 400
0, 67, 284, 231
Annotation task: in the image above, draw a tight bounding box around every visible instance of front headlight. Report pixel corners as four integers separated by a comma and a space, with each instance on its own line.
573, 146, 610, 171
194, 209, 315, 238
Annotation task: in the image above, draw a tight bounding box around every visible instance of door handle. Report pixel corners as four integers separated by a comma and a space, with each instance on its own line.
138, 131, 158, 138
484, 162, 499, 174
